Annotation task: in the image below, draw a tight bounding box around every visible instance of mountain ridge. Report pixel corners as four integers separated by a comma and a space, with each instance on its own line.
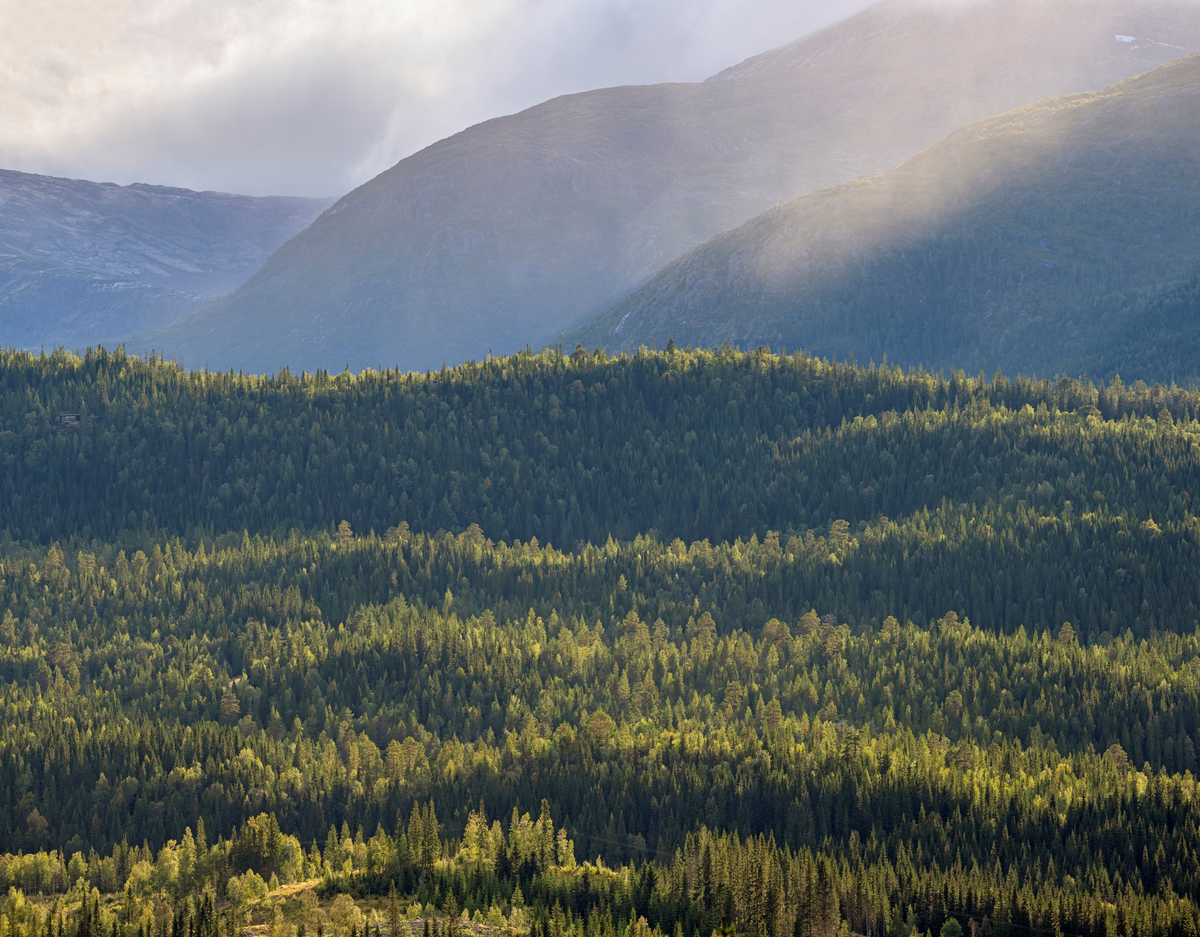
145, 0, 1200, 374
563, 52, 1200, 383
0, 168, 333, 351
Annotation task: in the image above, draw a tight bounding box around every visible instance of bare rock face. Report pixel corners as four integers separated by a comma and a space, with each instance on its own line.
0, 170, 332, 350
151, 0, 1200, 375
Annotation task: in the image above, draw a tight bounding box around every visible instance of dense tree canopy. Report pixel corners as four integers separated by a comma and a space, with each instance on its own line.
0, 345, 1197, 937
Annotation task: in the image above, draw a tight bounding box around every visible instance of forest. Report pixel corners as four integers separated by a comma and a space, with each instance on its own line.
0, 344, 1197, 937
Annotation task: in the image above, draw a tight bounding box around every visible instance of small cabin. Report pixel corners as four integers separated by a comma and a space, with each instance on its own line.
57, 413, 81, 427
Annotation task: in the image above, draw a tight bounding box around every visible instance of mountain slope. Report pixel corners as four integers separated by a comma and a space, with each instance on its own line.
1072, 277, 1200, 381
0, 170, 332, 350
147, 0, 1200, 374
0, 256, 204, 350
566, 53, 1200, 383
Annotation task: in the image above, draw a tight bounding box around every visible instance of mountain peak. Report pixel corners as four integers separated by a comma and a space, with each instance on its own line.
147, 0, 1200, 375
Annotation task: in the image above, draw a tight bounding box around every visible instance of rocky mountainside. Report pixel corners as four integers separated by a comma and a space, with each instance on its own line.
0, 170, 332, 350
147, 0, 1200, 375
565, 54, 1200, 384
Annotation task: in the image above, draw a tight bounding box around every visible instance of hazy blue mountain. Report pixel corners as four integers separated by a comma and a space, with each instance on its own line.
147, 0, 1200, 375
0, 256, 202, 351
0, 170, 332, 350
564, 54, 1200, 384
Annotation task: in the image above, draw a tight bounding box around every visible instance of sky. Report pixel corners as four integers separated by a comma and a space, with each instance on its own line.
0, 0, 877, 199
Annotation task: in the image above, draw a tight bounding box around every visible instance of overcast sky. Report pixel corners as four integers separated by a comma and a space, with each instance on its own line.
0, 0, 878, 199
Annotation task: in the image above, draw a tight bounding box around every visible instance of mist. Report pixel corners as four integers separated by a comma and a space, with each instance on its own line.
0, 0, 881, 198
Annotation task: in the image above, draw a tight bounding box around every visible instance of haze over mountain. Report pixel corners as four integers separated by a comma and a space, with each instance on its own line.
565, 53, 1200, 384
0, 170, 332, 351
145, 0, 1200, 375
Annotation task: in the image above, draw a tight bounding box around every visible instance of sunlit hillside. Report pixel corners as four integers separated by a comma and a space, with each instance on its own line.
568, 54, 1200, 383
0, 345, 1197, 936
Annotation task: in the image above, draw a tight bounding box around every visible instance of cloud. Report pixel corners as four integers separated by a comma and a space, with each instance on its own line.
0, 0, 875, 197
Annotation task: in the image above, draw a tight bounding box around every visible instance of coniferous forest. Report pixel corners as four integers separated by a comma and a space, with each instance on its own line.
1, 344, 1199, 937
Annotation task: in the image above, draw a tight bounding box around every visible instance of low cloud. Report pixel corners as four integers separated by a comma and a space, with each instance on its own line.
0, 0, 875, 197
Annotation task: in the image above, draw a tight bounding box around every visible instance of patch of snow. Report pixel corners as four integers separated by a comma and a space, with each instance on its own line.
1115, 34, 1184, 48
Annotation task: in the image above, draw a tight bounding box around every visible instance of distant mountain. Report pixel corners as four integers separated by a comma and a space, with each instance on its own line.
0, 256, 202, 351
565, 53, 1200, 384
147, 0, 1200, 375
0, 170, 332, 350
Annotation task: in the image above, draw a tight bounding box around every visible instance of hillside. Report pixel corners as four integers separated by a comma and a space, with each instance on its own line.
1, 346, 1200, 937
0, 170, 332, 350
0, 255, 203, 350
146, 0, 1200, 374
566, 54, 1200, 383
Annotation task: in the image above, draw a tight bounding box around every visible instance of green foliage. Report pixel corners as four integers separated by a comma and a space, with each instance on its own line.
0, 344, 1199, 937
1, 343, 1198, 548
1068, 275, 1200, 384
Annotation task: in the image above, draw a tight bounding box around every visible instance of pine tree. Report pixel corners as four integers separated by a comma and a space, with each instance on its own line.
422, 803, 440, 871
814, 857, 838, 937
408, 803, 425, 869
388, 885, 402, 937
444, 893, 459, 937
220, 689, 240, 725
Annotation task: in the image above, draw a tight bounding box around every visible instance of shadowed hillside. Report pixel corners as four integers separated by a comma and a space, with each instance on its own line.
566, 53, 1200, 383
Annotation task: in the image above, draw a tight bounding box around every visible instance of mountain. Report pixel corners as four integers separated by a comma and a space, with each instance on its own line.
1071, 277, 1200, 380
566, 53, 1200, 384
146, 0, 1200, 375
0, 170, 332, 350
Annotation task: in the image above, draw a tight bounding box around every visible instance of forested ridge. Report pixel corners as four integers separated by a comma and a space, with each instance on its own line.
1, 345, 1199, 937
2, 345, 1198, 545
